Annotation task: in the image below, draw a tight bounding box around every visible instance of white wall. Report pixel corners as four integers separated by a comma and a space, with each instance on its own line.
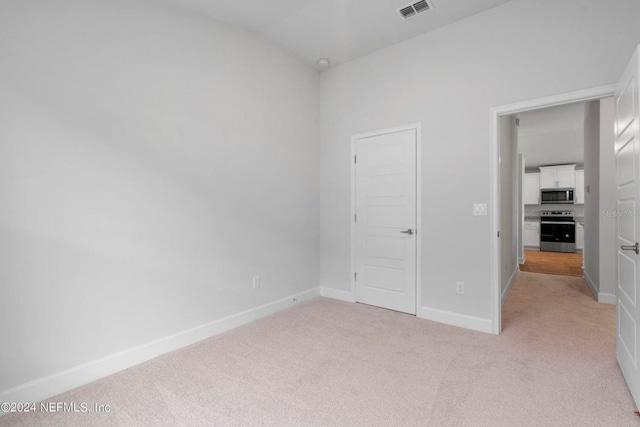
319, 0, 640, 322
599, 97, 616, 300
583, 100, 600, 292
0, 0, 320, 396
500, 116, 518, 299
518, 103, 585, 169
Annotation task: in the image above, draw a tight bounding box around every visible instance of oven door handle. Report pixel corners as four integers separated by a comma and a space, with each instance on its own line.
540, 221, 576, 225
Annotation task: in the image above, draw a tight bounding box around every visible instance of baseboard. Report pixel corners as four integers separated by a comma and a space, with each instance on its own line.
518, 256, 525, 264
502, 266, 519, 306
598, 292, 616, 305
419, 307, 493, 334
0, 287, 321, 408
583, 271, 599, 300
320, 286, 355, 302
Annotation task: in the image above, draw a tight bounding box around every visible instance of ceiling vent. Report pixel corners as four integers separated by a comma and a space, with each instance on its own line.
398, 0, 432, 19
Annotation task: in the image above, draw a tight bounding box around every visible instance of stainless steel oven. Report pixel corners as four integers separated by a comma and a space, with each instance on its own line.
540, 211, 576, 253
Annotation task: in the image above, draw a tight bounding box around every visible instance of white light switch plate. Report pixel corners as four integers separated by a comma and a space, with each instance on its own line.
473, 203, 487, 216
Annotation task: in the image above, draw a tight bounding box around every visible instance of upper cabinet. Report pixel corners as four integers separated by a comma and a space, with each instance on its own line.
539, 164, 576, 189
524, 173, 540, 205
575, 169, 585, 204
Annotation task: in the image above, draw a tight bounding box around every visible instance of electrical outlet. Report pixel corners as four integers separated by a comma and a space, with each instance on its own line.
456, 281, 464, 295
252, 275, 260, 290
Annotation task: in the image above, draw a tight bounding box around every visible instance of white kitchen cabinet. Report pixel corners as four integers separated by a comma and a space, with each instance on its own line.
575, 169, 585, 204
523, 221, 540, 248
524, 173, 540, 205
539, 164, 576, 189
576, 223, 584, 251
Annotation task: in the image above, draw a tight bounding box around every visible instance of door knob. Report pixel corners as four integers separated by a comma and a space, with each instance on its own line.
621, 243, 639, 255
400, 229, 414, 236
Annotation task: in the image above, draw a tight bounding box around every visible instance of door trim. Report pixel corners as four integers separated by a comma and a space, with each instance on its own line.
351, 122, 422, 314
489, 85, 616, 335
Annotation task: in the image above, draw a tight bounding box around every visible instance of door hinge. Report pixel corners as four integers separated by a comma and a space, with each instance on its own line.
515, 118, 520, 127
354, 213, 357, 222
354, 272, 357, 281
354, 155, 357, 164
497, 231, 500, 238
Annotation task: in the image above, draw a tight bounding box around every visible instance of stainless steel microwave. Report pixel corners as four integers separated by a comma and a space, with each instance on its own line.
540, 188, 574, 204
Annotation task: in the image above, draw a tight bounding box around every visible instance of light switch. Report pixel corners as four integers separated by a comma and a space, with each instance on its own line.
473, 203, 487, 216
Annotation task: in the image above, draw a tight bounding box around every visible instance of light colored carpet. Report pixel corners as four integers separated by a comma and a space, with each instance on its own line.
1, 272, 638, 426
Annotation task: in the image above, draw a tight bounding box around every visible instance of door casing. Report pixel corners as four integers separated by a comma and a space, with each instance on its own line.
351, 123, 422, 315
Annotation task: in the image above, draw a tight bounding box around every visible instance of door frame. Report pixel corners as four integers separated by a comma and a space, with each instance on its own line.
490, 85, 616, 335
350, 122, 423, 314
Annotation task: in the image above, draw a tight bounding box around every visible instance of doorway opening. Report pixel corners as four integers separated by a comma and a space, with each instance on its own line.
517, 102, 590, 278
489, 84, 616, 335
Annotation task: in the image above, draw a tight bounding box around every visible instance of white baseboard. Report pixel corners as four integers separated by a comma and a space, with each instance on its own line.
320, 286, 355, 302
419, 307, 493, 334
0, 287, 321, 408
580, 271, 616, 305
598, 292, 616, 305
502, 266, 519, 306
518, 256, 525, 264
583, 271, 599, 301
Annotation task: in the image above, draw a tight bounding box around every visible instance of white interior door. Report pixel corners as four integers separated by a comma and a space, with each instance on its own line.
616, 45, 640, 408
354, 128, 417, 315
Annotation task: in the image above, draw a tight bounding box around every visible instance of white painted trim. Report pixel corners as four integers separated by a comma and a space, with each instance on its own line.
502, 267, 519, 306
490, 84, 616, 335
598, 293, 617, 305
583, 268, 616, 305
351, 122, 423, 315
420, 307, 493, 334
489, 106, 501, 334
583, 270, 599, 301
320, 286, 355, 302
0, 287, 320, 406
518, 256, 525, 264
416, 124, 423, 318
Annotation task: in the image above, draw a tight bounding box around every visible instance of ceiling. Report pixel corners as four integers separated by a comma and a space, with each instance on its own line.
154, 0, 513, 67
517, 102, 586, 170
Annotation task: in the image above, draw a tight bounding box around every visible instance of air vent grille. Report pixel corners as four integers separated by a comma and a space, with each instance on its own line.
398, 1, 432, 20
413, 0, 430, 13
399, 6, 416, 19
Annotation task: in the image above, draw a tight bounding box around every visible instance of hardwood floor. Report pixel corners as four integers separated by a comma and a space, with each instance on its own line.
519, 250, 583, 277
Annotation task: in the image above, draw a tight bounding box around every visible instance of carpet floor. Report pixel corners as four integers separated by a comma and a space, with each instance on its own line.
1, 272, 637, 426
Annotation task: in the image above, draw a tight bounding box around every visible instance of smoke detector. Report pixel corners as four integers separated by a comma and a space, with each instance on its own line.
398, 0, 432, 19
317, 58, 331, 70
